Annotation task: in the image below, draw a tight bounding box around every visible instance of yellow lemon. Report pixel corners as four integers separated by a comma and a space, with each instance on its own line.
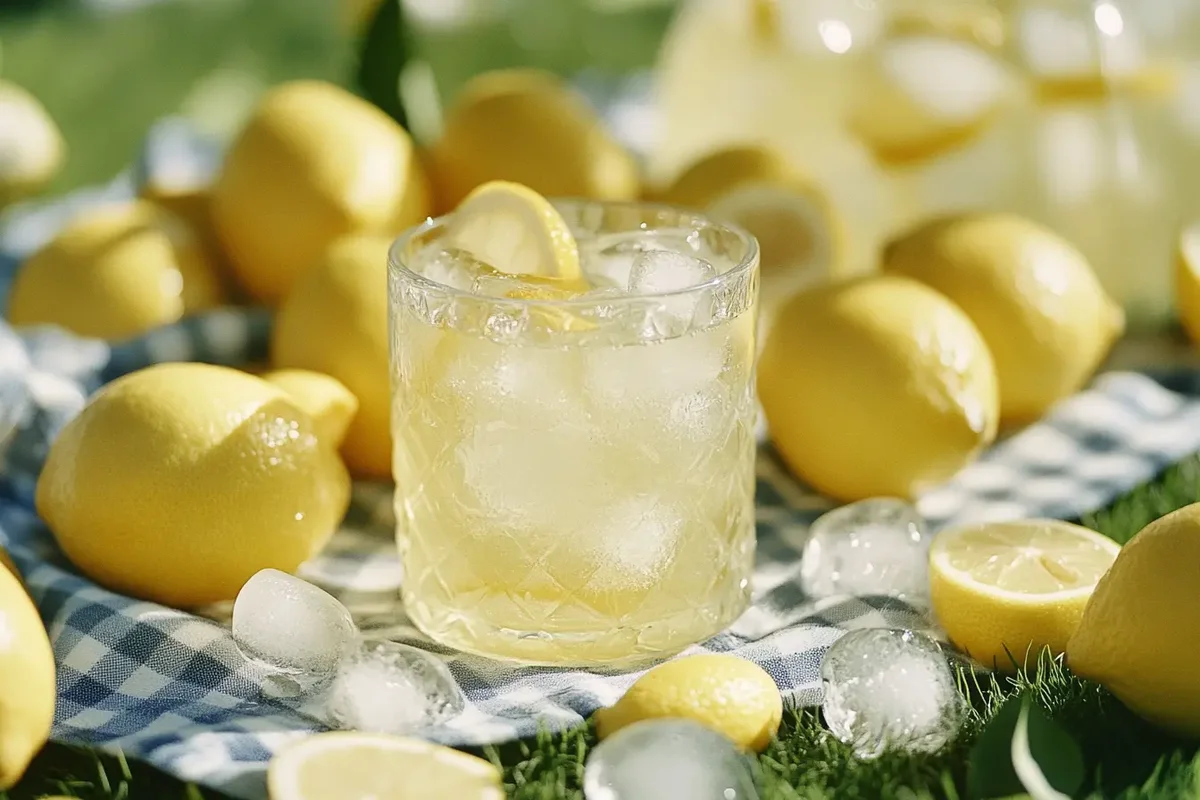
429, 69, 640, 213
267, 732, 503, 800
882, 213, 1124, 426
1174, 222, 1200, 346
8, 200, 224, 340
1067, 504, 1200, 738
930, 519, 1119, 671
850, 34, 1015, 166
138, 185, 236, 297
36, 363, 350, 608
758, 275, 999, 503
594, 654, 781, 753
0, 81, 64, 208
658, 145, 843, 287
0, 566, 54, 789
261, 369, 359, 446
272, 235, 391, 479
211, 80, 430, 305
445, 181, 581, 280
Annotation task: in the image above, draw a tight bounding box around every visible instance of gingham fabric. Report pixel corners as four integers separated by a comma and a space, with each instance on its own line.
4, 110, 1200, 800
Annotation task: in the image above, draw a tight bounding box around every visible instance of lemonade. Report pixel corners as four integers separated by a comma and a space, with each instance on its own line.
388, 200, 759, 665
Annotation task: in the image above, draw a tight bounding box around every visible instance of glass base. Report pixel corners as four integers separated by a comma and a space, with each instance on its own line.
404, 587, 751, 668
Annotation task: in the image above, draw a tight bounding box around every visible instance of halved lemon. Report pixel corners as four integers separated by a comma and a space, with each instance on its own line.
1174, 222, 1200, 346
929, 519, 1120, 670
851, 34, 1014, 166
445, 181, 581, 281
660, 146, 842, 281
267, 732, 504, 800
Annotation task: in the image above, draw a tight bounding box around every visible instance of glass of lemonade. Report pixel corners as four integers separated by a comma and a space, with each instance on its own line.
388, 199, 759, 666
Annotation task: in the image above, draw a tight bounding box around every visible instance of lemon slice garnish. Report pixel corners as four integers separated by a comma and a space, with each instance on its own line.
267, 732, 504, 800
445, 180, 582, 281
929, 519, 1120, 669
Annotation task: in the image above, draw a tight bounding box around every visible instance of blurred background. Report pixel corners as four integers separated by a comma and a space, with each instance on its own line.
7, 0, 1200, 338
0, 0, 675, 193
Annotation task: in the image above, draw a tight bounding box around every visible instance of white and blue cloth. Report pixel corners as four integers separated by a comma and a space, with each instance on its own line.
3, 109, 1200, 800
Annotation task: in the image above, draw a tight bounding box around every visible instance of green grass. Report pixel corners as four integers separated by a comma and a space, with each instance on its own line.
5, 454, 1200, 800
0, 0, 353, 193
0, 0, 673, 196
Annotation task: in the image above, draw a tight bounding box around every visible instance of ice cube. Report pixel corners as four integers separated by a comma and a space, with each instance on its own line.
628, 250, 717, 331
800, 498, 930, 604
325, 640, 465, 735
820, 628, 963, 759
628, 249, 716, 294
584, 719, 759, 800
668, 387, 732, 444
457, 420, 599, 528
412, 245, 493, 292
577, 496, 682, 591
584, 332, 727, 413
444, 338, 584, 422
232, 569, 357, 676
580, 232, 679, 290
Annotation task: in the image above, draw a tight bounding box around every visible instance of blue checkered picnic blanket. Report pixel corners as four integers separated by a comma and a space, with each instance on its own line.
5, 111, 1200, 800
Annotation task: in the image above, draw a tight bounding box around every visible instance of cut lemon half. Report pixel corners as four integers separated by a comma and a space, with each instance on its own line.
445, 181, 581, 281
1175, 222, 1200, 346
929, 519, 1120, 671
660, 146, 842, 281
851, 35, 1014, 166
267, 732, 504, 800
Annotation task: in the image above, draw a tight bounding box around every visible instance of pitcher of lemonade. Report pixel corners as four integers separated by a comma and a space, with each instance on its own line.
653, 0, 1200, 330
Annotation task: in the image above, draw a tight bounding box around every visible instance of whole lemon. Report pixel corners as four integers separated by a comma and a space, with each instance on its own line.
0, 80, 64, 208
139, 186, 234, 297
261, 369, 359, 446
36, 363, 350, 608
1067, 504, 1200, 738
272, 235, 390, 479
882, 213, 1124, 426
211, 80, 429, 305
0, 566, 55, 789
1174, 222, 1200, 347
429, 69, 640, 213
8, 200, 224, 339
758, 275, 999, 502
594, 654, 782, 752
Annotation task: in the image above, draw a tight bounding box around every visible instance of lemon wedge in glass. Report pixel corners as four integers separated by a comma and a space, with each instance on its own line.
445, 181, 582, 282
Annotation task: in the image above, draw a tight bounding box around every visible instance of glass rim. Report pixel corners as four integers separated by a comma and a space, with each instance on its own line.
387, 197, 760, 309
